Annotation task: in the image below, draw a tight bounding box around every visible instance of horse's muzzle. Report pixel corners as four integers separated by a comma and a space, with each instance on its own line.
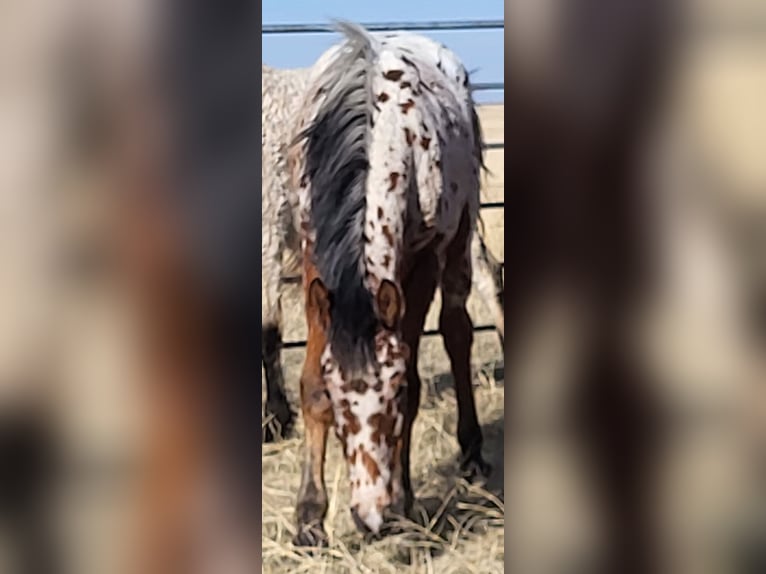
350, 504, 406, 540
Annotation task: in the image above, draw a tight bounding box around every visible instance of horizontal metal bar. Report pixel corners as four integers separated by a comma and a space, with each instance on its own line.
479, 201, 505, 209
283, 340, 305, 350
483, 142, 504, 150
280, 275, 302, 285
282, 323, 499, 349
471, 82, 504, 92
263, 20, 505, 35
281, 255, 505, 286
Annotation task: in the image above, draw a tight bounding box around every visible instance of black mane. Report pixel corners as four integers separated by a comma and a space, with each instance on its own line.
301, 22, 378, 373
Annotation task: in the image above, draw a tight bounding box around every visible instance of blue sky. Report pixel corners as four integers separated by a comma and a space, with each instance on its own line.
262, 0, 504, 104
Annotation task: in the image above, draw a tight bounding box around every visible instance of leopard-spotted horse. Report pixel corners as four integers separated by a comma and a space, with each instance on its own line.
287, 22, 493, 545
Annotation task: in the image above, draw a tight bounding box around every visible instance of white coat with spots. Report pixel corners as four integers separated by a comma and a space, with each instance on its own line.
261, 60, 503, 443
290, 23, 493, 537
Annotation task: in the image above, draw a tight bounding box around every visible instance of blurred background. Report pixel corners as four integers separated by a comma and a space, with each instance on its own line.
0, 0, 262, 572
0, 0, 764, 573
504, 1, 766, 573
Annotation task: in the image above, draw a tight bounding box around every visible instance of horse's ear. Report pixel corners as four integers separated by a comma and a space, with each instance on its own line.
376, 280, 403, 330
308, 277, 332, 330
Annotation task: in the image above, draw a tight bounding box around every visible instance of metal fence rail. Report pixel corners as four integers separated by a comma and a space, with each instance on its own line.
262, 19, 504, 34
471, 81, 504, 92
267, 18, 505, 346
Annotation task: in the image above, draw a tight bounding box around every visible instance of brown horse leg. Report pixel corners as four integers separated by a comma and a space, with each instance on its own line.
293, 371, 332, 547
293, 261, 333, 547
440, 211, 492, 480
400, 250, 440, 513
262, 313, 294, 442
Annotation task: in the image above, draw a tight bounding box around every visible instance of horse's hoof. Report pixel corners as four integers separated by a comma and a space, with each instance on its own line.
263, 422, 289, 443
263, 405, 295, 443
292, 524, 329, 548
460, 455, 492, 483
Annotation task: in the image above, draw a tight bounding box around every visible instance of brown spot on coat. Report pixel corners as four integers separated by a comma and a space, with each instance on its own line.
420, 137, 431, 150
403, 127, 415, 146
377, 92, 390, 102
339, 399, 361, 437
341, 379, 369, 394
382, 254, 391, 269
377, 207, 384, 219
368, 412, 397, 447
400, 99, 415, 114
388, 172, 400, 191
382, 225, 395, 246
359, 446, 381, 482
383, 70, 404, 81
400, 81, 411, 90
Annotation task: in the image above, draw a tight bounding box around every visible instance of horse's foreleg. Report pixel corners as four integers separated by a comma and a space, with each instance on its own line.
262, 229, 294, 442
292, 355, 333, 547
440, 212, 492, 480
293, 258, 333, 547
262, 312, 293, 442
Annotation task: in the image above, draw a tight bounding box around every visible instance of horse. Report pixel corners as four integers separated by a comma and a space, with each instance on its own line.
286, 22, 493, 545
261, 62, 505, 443
261, 63, 309, 443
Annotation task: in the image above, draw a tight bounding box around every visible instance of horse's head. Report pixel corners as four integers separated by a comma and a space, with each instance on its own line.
307, 277, 410, 535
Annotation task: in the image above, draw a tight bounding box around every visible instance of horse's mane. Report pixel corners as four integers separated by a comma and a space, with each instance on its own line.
299, 22, 379, 373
